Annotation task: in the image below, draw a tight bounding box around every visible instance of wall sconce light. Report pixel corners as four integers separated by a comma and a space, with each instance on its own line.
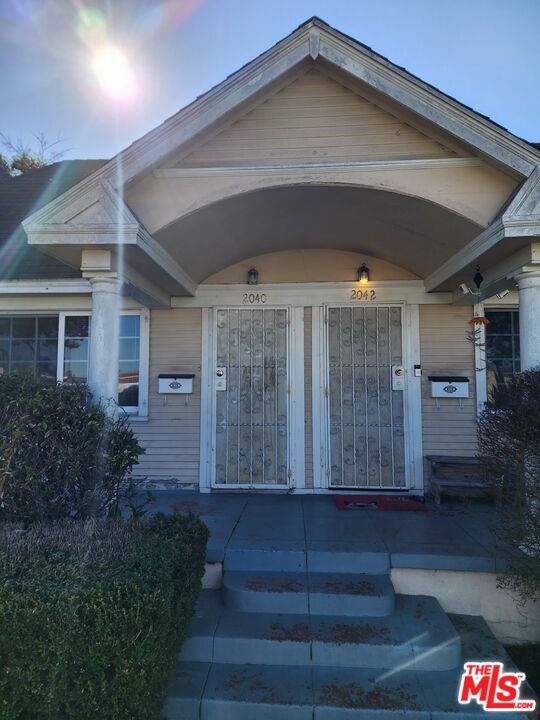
357, 264, 370, 285
247, 267, 259, 285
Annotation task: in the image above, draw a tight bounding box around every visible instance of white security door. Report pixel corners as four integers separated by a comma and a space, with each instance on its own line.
327, 306, 406, 488
214, 308, 289, 487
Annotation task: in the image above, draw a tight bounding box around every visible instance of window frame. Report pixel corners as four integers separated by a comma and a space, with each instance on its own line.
56, 309, 149, 417
476, 302, 520, 414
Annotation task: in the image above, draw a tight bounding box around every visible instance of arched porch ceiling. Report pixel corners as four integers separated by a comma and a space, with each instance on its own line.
154, 185, 480, 282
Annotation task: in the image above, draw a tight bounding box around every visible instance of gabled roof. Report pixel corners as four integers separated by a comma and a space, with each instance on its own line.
0, 160, 105, 279
100, 16, 539, 184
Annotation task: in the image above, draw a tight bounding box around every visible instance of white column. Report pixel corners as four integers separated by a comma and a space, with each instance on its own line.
88, 275, 120, 412
516, 270, 540, 371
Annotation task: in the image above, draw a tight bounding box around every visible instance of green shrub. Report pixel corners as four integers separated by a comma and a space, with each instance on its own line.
0, 512, 209, 720
0, 372, 144, 521
478, 368, 540, 602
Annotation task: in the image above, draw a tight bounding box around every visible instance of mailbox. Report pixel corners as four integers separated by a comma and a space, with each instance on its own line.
429, 376, 469, 398
158, 373, 195, 394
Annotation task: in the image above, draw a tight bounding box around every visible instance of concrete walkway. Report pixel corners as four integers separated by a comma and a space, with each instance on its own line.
146, 491, 506, 572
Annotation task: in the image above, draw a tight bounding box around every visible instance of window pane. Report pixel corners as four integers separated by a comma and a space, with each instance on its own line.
0, 339, 9, 363
485, 335, 513, 359
64, 361, 88, 382
12, 317, 36, 338
118, 383, 139, 408
38, 339, 58, 363
37, 361, 57, 383
37, 317, 58, 339
118, 360, 139, 408
119, 338, 140, 360
11, 339, 35, 362
120, 315, 140, 337
485, 311, 512, 334
65, 316, 89, 338
64, 338, 89, 362
10, 361, 34, 374
0, 318, 10, 338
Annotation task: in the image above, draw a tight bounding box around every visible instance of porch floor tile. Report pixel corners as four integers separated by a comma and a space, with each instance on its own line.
141, 491, 504, 572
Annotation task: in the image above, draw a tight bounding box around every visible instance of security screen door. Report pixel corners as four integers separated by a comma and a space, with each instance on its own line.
327, 305, 406, 488
214, 308, 289, 486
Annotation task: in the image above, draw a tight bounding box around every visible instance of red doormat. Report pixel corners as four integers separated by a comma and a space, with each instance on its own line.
334, 495, 427, 512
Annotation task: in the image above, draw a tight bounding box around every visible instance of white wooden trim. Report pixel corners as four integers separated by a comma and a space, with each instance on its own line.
289, 307, 305, 490
0, 279, 91, 294
311, 306, 327, 490
172, 282, 452, 308
199, 308, 213, 491
404, 304, 424, 492
155, 158, 482, 178
138, 308, 150, 418
473, 302, 488, 414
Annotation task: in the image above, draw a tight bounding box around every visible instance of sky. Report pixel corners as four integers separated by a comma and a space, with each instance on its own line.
1, 0, 539, 161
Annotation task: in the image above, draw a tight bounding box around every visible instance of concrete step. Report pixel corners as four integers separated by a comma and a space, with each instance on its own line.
223, 570, 395, 616
180, 592, 461, 671
165, 613, 531, 719
223, 545, 391, 574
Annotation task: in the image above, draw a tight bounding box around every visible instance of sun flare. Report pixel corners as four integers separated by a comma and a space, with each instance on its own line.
92, 46, 137, 102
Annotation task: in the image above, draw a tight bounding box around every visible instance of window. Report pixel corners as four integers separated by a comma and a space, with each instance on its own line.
0, 316, 58, 382
63, 315, 90, 382
0, 312, 147, 416
485, 310, 520, 398
118, 315, 141, 412
59, 313, 143, 414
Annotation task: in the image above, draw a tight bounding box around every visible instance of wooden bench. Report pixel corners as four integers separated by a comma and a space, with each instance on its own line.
425, 455, 496, 505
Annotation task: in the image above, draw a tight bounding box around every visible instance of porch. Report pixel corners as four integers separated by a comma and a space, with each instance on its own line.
149, 490, 503, 572
153, 491, 539, 719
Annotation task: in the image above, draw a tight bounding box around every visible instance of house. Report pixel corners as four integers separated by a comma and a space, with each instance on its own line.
1, 17, 540, 497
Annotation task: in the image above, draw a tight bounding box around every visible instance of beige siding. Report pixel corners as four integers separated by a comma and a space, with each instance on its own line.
133, 309, 202, 484
181, 68, 457, 167
419, 305, 477, 467
304, 307, 313, 489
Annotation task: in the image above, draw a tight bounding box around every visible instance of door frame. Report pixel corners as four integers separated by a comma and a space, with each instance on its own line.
312, 302, 423, 493
199, 305, 305, 491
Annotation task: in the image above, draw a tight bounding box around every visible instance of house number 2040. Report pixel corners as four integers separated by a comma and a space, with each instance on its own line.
351, 289, 377, 301
242, 292, 267, 304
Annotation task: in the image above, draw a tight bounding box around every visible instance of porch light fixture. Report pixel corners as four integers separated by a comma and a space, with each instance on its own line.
473, 265, 484, 290
247, 267, 259, 285
357, 264, 370, 285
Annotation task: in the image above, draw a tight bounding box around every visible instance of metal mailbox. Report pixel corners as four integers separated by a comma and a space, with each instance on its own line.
429, 375, 469, 399
158, 373, 195, 394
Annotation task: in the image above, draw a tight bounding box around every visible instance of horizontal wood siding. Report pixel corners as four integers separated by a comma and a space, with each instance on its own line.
304, 307, 313, 488
132, 309, 202, 484
181, 68, 457, 167
420, 305, 477, 467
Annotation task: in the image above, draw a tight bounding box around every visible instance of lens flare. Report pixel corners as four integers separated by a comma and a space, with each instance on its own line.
92, 46, 137, 102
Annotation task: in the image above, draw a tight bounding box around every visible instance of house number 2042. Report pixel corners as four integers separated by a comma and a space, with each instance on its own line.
351, 289, 377, 301
242, 292, 267, 304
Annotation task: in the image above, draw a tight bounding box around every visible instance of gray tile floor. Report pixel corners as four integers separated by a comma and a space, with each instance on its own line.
143, 491, 505, 572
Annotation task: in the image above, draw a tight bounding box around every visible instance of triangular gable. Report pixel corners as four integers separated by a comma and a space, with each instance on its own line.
23, 179, 138, 236
21, 17, 539, 242
179, 68, 459, 167
504, 166, 540, 220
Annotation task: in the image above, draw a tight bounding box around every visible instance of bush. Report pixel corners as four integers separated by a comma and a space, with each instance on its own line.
0, 372, 144, 521
0, 512, 209, 720
478, 369, 540, 602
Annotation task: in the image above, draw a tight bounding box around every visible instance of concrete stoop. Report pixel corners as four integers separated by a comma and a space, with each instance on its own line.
162, 552, 529, 719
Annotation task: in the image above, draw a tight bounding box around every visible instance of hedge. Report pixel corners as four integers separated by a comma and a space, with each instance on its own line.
0, 513, 209, 720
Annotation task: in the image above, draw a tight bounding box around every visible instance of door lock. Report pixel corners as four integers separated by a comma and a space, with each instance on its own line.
216, 367, 227, 391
